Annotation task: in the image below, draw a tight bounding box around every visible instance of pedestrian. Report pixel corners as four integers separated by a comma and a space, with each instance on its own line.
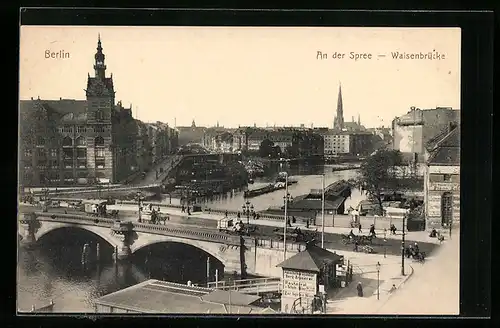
358, 223, 362, 233
389, 284, 397, 293
354, 240, 359, 252
357, 282, 363, 297
225, 210, 228, 217
181, 205, 185, 213
292, 216, 296, 224
306, 219, 309, 228
149, 203, 153, 211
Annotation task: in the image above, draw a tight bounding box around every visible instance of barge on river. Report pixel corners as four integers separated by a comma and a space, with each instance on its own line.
244, 180, 297, 198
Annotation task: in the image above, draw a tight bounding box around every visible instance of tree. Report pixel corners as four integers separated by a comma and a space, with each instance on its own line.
355, 149, 403, 215
259, 139, 274, 158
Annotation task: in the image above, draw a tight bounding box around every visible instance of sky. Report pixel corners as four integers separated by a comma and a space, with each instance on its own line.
19, 26, 460, 129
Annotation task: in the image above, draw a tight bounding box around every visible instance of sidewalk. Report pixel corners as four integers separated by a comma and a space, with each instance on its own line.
375, 230, 460, 315
325, 259, 414, 315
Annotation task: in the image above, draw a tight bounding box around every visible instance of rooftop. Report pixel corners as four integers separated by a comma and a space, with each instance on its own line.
277, 244, 343, 272
95, 280, 267, 314
427, 126, 460, 166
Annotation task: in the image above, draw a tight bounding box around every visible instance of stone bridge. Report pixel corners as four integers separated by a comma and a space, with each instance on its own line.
18, 211, 304, 277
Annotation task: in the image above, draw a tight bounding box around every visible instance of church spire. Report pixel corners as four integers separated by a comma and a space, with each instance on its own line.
94, 34, 106, 79
334, 82, 344, 130
358, 113, 361, 126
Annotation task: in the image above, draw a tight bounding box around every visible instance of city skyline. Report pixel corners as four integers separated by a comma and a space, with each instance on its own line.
20, 26, 460, 128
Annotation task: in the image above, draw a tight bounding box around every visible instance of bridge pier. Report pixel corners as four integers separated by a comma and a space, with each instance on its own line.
18, 212, 39, 247
110, 221, 133, 261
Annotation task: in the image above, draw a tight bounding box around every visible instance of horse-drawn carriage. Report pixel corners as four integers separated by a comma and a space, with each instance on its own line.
273, 227, 318, 243
217, 218, 259, 236
341, 233, 375, 246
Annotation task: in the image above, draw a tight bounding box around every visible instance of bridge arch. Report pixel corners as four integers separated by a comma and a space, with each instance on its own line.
35, 221, 120, 249
129, 233, 230, 268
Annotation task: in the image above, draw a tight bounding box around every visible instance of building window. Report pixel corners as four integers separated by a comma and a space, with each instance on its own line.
51, 160, 58, 169
443, 174, 452, 182
77, 148, 87, 158
77, 159, 87, 168
77, 126, 86, 133
91, 102, 98, 108
95, 159, 105, 168
37, 148, 46, 157
95, 136, 105, 146
37, 160, 47, 169
24, 161, 32, 169
95, 126, 105, 133
24, 149, 32, 157
64, 172, 73, 181
50, 149, 58, 157
95, 110, 104, 120
62, 137, 73, 147
63, 126, 73, 133
63, 148, 74, 159
95, 148, 105, 158
36, 136, 45, 146
76, 136, 86, 146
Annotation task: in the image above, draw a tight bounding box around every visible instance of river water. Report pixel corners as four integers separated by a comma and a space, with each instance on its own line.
17, 165, 361, 313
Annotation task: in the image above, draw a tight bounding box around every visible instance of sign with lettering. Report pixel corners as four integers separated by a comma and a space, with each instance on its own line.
429, 183, 460, 192
428, 166, 459, 174
282, 270, 317, 298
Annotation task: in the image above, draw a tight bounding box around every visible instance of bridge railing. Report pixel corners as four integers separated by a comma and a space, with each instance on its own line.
254, 238, 306, 252
207, 277, 281, 294
32, 184, 161, 196
207, 277, 281, 289
132, 222, 242, 246
33, 212, 116, 227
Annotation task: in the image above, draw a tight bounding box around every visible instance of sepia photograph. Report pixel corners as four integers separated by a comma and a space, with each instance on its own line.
18, 25, 460, 315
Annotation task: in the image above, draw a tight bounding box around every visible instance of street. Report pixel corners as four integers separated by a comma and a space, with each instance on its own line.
19, 203, 439, 257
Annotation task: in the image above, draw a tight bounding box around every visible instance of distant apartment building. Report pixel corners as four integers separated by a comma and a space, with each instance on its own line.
392, 106, 460, 162
317, 129, 375, 158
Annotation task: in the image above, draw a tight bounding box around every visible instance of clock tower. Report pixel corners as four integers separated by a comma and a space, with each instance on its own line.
84, 34, 115, 183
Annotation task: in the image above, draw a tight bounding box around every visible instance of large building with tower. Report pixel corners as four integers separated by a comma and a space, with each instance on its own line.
19, 36, 177, 187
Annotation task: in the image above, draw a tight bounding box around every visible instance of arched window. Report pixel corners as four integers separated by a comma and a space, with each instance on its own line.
95, 136, 105, 147
36, 136, 45, 146
62, 136, 73, 147
76, 136, 86, 147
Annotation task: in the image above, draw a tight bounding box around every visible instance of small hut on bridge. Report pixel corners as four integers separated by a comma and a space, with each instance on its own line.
277, 243, 344, 314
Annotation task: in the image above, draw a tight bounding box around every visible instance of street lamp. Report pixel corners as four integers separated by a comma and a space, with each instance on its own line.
282, 172, 291, 261
242, 200, 253, 225
135, 191, 145, 223
401, 210, 408, 276
376, 261, 381, 300
383, 229, 387, 258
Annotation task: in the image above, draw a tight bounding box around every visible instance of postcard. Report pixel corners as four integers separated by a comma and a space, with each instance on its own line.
18, 25, 460, 315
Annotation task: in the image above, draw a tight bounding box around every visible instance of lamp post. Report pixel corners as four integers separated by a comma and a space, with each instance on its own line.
283, 172, 290, 261
135, 191, 145, 223
401, 211, 408, 276
376, 261, 381, 300
383, 229, 387, 258
321, 174, 325, 248
242, 201, 253, 225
